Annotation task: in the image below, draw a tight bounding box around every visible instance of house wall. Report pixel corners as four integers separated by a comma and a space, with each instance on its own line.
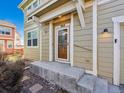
73, 7, 93, 71
22, 0, 124, 84
24, 21, 40, 60
0, 25, 15, 53
120, 23, 124, 84
97, 0, 124, 82
41, 23, 49, 61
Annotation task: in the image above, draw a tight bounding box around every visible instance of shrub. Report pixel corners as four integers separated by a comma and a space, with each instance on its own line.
0, 52, 8, 62
0, 60, 25, 93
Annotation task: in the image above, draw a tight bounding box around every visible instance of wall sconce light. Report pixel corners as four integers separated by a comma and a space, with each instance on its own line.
58, 15, 62, 18
102, 28, 109, 34
100, 28, 111, 38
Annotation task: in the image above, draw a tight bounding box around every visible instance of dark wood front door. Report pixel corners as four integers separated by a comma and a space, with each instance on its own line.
55, 25, 69, 62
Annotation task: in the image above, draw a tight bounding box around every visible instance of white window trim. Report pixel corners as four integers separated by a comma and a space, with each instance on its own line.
26, 29, 39, 48
55, 24, 70, 63
26, 0, 38, 14
112, 15, 124, 86
0, 26, 12, 36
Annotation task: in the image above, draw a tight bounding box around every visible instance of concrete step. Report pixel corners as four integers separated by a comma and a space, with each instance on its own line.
77, 74, 97, 93
108, 84, 120, 93
93, 78, 108, 93
30, 61, 85, 93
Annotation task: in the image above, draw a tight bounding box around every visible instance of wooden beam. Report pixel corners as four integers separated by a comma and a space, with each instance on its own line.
77, 0, 85, 11
70, 13, 74, 66
75, 1, 85, 28
93, 0, 98, 76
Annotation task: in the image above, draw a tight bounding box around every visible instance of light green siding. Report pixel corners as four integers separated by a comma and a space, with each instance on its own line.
24, 21, 40, 60
120, 23, 124, 84
97, 0, 124, 82
41, 23, 49, 61
73, 7, 93, 71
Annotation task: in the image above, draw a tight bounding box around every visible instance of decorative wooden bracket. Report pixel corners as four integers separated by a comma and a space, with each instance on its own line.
72, 0, 86, 28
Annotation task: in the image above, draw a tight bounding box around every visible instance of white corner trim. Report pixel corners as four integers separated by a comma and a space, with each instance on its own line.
93, 0, 98, 76
39, 23, 42, 61
112, 15, 124, 86
70, 13, 74, 66
49, 21, 53, 61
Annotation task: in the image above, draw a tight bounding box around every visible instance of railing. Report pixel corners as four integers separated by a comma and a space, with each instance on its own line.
26, 0, 51, 15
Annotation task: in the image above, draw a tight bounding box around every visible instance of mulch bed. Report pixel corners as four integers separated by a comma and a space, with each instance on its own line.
21, 68, 68, 93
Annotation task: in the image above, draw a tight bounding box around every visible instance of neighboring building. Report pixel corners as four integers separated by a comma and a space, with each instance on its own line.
0, 20, 16, 53
19, 0, 124, 87
15, 31, 23, 49
0, 20, 23, 54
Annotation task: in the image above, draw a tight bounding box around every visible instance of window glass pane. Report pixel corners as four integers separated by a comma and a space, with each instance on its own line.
28, 40, 31, 46
28, 5, 31, 10
28, 32, 31, 39
7, 41, 13, 48
33, 1, 38, 8
33, 39, 37, 46
32, 31, 37, 39
6, 31, 10, 35
0, 26, 11, 35
2, 31, 5, 35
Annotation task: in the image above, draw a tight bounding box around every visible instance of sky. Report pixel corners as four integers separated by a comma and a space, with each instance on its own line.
0, 0, 24, 44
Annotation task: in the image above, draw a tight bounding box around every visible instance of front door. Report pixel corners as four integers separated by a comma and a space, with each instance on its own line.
55, 25, 70, 62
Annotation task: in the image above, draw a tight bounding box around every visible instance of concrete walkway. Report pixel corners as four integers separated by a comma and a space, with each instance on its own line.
30, 61, 121, 93
21, 68, 59, 93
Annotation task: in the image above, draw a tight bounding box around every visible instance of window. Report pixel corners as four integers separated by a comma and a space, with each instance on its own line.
0, 26, 11, 35
7, 41, 13, 48
27, 5, 32, 11
27, 31, 38, 47
33, 1, 38, 8
27, 16, 33, 22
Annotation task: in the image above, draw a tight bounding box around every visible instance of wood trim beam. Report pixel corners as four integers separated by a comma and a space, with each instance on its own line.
93, 0, 98, 76
75, 1, 85, 28
70, 13, 74, 66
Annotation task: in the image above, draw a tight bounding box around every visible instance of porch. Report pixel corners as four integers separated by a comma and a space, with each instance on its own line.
30, 61, 120, 93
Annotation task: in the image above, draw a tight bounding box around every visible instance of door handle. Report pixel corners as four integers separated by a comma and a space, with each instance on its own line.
115, 39, 117, 44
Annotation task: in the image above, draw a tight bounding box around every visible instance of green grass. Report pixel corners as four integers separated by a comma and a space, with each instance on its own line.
6, 54, 22, 62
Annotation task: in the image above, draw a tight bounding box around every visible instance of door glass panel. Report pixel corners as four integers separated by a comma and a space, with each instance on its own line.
58, 29, 67, 59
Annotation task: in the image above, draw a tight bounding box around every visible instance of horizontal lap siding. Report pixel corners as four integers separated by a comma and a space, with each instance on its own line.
24, 21, 40, 60
73, 7, 93, 70
97, 0, 124, 82
42, 24, 49, 61
120, 24, 124, 84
